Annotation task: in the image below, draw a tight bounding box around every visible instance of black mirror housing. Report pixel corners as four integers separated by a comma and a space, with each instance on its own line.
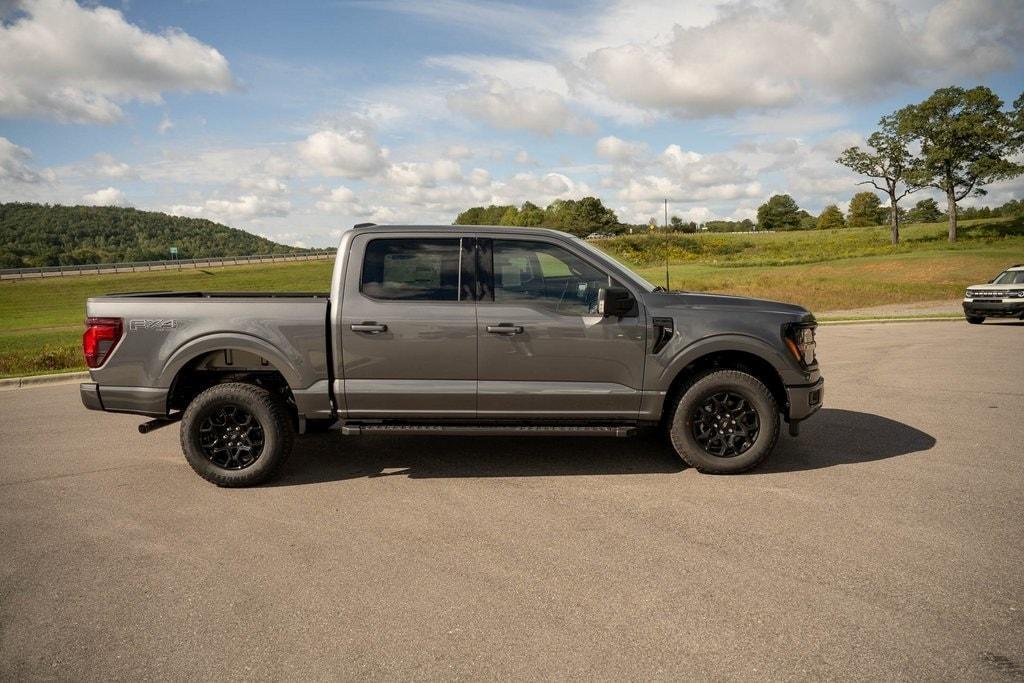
598, 287, 635, 317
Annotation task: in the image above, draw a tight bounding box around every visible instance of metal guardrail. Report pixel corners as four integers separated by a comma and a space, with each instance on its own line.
0, 250, 336, 281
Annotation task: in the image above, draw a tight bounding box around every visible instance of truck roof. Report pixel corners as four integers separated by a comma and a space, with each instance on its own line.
349, 224, 577, 239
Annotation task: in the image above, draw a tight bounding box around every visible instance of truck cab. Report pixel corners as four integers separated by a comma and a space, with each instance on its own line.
81, 225, 823, 486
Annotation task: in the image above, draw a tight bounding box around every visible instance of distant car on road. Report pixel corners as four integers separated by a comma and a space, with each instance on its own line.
963, 264, 1024, 324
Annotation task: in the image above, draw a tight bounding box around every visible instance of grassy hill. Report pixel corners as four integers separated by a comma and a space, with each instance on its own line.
1, 216, 1022, 378
0, 203, 303, 268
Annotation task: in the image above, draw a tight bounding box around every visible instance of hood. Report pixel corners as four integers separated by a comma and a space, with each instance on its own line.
641, 291, 813, 320
967, 282, 1024, 290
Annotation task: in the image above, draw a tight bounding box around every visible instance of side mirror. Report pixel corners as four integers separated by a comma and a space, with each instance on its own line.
598, 287, 635, 317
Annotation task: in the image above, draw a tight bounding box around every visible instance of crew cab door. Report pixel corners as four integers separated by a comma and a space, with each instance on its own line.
476, 236, 647, 420
339, 234, 476, 418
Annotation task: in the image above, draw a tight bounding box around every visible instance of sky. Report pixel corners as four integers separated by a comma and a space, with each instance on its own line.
0, 0, 1022, 247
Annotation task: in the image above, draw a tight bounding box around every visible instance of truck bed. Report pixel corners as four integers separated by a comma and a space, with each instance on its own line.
85, 292, 331, 417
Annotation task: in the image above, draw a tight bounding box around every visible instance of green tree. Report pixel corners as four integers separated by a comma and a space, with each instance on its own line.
906, 198, 943, 223
756, 194, 802, 231
817, 204, 846, 230
516, 201, 544, 226
847, 192, 884, 227
498, 206, 519, 226
896, 86, 1024, 242
836, 115, 914, 244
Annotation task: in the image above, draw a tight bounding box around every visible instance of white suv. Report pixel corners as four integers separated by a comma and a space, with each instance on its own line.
963, 265, 1024, 324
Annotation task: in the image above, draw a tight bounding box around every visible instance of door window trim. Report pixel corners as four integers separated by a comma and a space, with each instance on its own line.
477, 236, 620, 306
357, 236, 476, 304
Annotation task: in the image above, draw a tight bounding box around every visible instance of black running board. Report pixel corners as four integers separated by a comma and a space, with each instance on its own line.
340, 424, 636, 438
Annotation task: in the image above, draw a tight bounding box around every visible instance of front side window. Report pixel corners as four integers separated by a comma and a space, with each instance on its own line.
491, 239, 612, 315
361, 238, 461, 301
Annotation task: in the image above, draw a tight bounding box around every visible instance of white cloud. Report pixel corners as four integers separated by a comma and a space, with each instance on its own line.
0, 136, 40, 183
298, 129, 388, 178
158, 115, 174, 135
239, 176, 287, 194
446, 144, 472, 159
619, 175, 762, 203
575, 0, 1024, 117
93, 153, 131, 178
314, 185, 370, 214
384, 159, 462, 188
172, 194, 291, 220
446, 77, 595, 135
595, 136, 649, 165
82, 187, 126, 206
0, 0, 236, 123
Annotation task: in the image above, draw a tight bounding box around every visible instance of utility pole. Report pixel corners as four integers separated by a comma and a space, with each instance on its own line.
663, 198, 670, 291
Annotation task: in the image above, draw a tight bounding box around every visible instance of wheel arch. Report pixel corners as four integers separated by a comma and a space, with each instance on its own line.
660, 345, 789, 424
161, 334, 302, 414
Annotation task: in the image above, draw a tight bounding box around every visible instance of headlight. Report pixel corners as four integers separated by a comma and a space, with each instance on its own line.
784, 323, 816, 366
1014, 290, 1024, 298
965, 290, 974, 298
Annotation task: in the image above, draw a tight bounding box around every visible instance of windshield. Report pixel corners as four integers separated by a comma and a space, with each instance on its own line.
570, 237, 658, 292
993, 270, 1024, 285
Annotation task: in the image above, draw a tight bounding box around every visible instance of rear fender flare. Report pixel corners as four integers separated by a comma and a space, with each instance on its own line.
159, 333, 304, 390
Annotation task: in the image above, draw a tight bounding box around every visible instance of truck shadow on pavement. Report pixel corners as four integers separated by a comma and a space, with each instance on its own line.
271, 408, 935, 485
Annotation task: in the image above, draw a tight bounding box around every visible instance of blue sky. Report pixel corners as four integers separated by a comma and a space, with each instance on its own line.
1, 0, 1022, 246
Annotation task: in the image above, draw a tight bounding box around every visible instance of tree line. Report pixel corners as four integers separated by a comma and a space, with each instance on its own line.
756, 193, 1023, 232
0, 203, 301, 268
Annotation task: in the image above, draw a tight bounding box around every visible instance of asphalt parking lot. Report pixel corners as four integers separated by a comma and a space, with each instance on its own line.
2, 320, 1022, 680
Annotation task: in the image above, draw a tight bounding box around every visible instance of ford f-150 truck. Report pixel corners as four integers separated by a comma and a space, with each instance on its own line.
81, 225, 823, 486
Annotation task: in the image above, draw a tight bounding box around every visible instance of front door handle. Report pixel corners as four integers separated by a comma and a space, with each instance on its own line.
351, 322, 388, 334
486, 324, 524, 335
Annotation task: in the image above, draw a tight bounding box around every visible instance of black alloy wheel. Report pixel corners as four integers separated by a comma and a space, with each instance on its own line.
198, 405, 265, 469
690, 390, 760, 458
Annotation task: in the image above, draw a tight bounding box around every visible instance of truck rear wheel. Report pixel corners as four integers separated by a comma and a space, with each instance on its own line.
966, 316, 985, 324
180, 382, 294, 487
668, 370, 779, 474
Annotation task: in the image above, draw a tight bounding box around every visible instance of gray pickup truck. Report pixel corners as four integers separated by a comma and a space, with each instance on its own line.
81, 225, 823, 486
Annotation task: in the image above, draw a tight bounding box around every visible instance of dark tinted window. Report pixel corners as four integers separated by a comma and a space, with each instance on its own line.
491, 240, 611, 314
361, 239, 462, 301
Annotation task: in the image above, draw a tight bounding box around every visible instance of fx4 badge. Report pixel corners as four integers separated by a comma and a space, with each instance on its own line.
129, 319, 178, 332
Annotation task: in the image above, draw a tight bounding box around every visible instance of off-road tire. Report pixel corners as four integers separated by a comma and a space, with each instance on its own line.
966, 316, 985, 325
181, 382, 294, 487
668, 370, 779, 474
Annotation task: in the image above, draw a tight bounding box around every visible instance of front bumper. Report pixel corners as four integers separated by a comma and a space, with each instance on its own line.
963, 300, 1024, 318
786, 377, 824, 422
80, 383, 168, 416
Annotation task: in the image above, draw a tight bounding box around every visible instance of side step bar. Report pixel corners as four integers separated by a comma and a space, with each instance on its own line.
340, 424, 637, 438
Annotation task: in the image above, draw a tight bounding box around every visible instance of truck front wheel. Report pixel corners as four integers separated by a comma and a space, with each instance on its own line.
668, 370, 780, 474
180, 382, 294, 487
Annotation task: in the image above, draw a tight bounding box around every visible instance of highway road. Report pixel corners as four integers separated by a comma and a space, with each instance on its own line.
2, 320, 1022, 680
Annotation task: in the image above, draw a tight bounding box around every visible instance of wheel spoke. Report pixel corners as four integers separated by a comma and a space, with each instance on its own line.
197, 403, 264, 471
690, 389, 760, 458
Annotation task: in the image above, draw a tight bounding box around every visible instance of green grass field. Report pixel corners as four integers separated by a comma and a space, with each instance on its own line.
2, 217, 1022, 378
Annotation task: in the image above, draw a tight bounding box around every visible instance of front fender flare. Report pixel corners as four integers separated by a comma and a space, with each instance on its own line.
653, 333, 804, 390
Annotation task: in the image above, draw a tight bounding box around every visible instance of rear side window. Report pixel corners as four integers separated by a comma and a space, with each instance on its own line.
361, 239, 462, 301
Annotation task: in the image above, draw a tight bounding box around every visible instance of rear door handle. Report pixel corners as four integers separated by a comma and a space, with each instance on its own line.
486, 324, 524, 335
351, 322, 388, 334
